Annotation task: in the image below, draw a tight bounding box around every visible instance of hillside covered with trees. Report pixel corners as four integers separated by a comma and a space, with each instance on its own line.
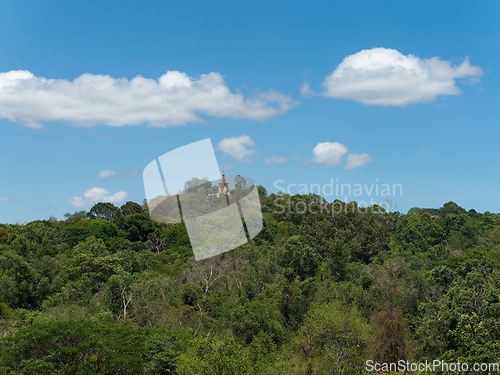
1, 186, 500, 374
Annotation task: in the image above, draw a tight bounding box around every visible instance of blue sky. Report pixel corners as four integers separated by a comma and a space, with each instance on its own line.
0, 0, 499, 223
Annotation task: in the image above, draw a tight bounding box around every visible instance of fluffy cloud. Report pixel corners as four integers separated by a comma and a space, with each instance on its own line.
0, 70, 297, 129
264, 153, 300, 165
345, 153, 374, 170
217, 135, 256, 161
311, 142, 373, 170
0, 196, 8, 202
69, 187, 129, 207
98, 170, 118, 178
320, 48, 482, 106
300, 81, 314, 97
312, 142, 348, 167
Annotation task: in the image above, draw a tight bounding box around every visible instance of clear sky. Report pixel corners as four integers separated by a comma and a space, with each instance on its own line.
0, 0, 499, 223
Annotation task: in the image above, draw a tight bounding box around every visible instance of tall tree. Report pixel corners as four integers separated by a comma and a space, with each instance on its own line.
88, 202, 120, 221
63, 210, 88, 223
120, 201, 144, 217
369, 303, 412, 363
234, 175, 247, 190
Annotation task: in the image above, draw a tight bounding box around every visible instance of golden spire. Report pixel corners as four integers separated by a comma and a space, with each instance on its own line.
218, 168, 229, 193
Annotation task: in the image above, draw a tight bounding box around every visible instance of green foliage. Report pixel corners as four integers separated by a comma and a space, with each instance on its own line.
440, 201, 467, 217
177, 334, 251, 375
279, 236, 321, 279
183, 177, 212, 193
0, 250, 39, 308
279, 277, 314, 330
142, 333, 178, 374
10, 220, 61, 257
122, 213, 162, 242
369, 303, 412, 363
397, 214, 446, 251
1, 197, 500, 373
0, 302, 18, 319
0, 321, 149, 374
63, 210, 88, 224
121, 201, 145, 217
106, 266, 135, 318
295, 300, 369, 373
88, 202, 120, 220
65, 218, 123, 247
232, 299, 285, 345
416, 266, 500, 358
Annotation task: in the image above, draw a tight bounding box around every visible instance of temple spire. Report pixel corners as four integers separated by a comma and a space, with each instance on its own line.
218, 168, 229, 193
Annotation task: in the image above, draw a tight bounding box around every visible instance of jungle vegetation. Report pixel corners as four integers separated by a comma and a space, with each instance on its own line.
1, 184, 500, 374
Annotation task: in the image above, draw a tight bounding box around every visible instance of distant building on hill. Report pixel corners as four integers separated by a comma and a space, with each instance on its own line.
218, 170, 229, 194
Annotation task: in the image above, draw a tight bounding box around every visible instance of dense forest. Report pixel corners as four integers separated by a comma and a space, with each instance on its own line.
1, 185, 500, 374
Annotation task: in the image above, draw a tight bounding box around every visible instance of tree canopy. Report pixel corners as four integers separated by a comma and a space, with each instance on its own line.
1, 194, 500, 374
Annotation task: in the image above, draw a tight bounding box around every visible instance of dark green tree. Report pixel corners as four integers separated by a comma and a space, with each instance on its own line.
0, 321, 149, 374
0, 251, 39, 308
120, 201, 144, 217
88, 202, 120, 221
121, 213, 162, 242
279, 236, 321, 279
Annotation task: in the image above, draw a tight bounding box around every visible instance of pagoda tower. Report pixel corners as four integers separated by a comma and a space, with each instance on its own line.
218, 170, 229, 193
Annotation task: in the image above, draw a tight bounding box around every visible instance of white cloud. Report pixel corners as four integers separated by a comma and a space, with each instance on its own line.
0, 196, 8, 202
69, 187, 129, 207
0, 70, 297, 129
217, 135, 256, 161
319, 47, 482, 106
98, 170, 118, 178
312, 142, 348, 167
264, 153, 300, 165
300, 82, 314, 97
345, 153, 374, 170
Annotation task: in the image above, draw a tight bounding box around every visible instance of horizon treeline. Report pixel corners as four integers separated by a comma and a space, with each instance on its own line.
1, 186, 500, 374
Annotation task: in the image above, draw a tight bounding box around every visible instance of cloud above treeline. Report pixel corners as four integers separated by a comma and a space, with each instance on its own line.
312, 142, 373, 170
0, 48, 483, 130
217, 135, 256, 162
215, 136, 373, 170
69, 187, 129, 207
345, 153, 374, 170
98, 170, 118, 179
302, 47, 483, 106
0, 70, 297, 129
312, 142, 348, 167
